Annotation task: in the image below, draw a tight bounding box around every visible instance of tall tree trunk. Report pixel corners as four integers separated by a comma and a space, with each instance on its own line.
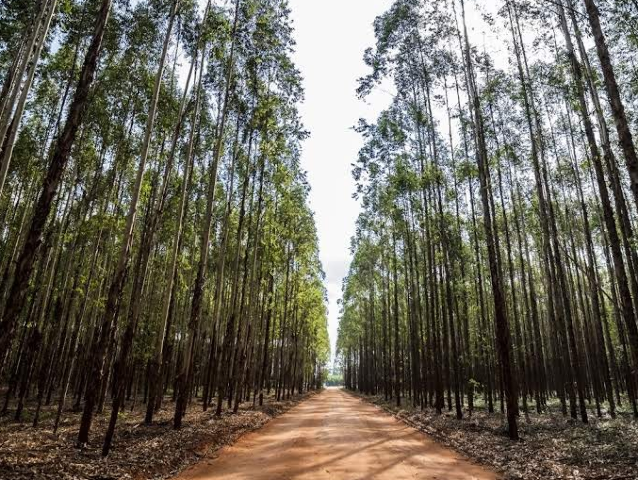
459, 0, 518, 440
582, 0, 638, 213
174, 0, 240, 429
101, 3, 179, 454
0, 0, 112, 376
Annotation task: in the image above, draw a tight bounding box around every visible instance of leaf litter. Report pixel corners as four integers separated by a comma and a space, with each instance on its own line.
0, 391, 315, 480
355, 393, 638, 480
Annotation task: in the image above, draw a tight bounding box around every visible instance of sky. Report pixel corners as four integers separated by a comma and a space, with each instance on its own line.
182, 0, 496, 366
285, 0, 509, 366
287, 0, 392, 365
178, 0, 391, 366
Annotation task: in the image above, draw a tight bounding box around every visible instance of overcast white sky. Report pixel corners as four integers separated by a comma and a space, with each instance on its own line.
287, 0, 392, 364
286, 0, 507, 365
184, 0, 498, 365
181, 0, 390, 365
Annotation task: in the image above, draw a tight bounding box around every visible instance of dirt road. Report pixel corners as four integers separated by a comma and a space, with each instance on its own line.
175, 388, 498, 480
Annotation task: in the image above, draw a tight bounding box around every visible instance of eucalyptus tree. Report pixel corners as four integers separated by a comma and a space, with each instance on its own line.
0, 0, 329, 456
0, 0, 59, 197
0, 0, 112, 375
339, 0, 638, 440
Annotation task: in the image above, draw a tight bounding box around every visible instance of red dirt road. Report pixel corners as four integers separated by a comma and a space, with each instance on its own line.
175, 388, 499, 480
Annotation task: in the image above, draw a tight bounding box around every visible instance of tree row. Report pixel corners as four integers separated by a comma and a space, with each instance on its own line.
337, 0, 638, 440
0, 0, 329, 455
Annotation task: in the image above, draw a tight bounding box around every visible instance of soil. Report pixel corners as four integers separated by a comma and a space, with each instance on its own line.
175, 387, 498, 480
356, 392, 638, 480
0, 391, 312, 479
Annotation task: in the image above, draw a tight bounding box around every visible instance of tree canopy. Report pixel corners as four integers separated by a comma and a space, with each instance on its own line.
0, 0, 329, 456
338, 0, 638, 441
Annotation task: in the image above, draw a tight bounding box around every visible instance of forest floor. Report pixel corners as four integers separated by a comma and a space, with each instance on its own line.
355, 391, 638, 480
174, 387, 497, 480
0, 390, 314, 480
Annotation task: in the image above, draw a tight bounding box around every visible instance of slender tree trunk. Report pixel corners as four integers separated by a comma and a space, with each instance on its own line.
582, 0, 638, 213
0, 0, 112, 376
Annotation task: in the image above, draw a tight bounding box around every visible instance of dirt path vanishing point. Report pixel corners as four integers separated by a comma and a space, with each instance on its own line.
174, 388, 499, 480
